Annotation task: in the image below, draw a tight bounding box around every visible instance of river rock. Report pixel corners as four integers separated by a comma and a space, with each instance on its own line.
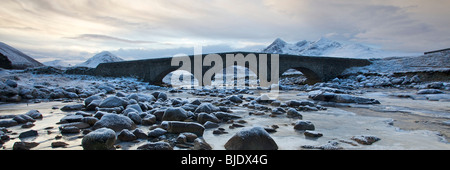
197, 113, 220, 124
142, 114, 156, 125
193, 138, 212, 150
351, 135, 380, 145
309, 91, 380, 104
203, 121, 219, 129
51, 141, 69, 148
82, 117, 98, 126
84, 95, 103, 106
13, 114, 35, 124
162, 107, 188, 121
60, 104, 84, 111
126, 104, 143, 113
127, 112, 142, 125
194, 103, 219, 113
59, 125, 81, 134
59, 114, 84, 123
118, 129, 137, 141
25, 110, 43, 119
13, 141, 39, 150
286, 100, 315, 107
0, 119, 18, 127
161, 121, 205, 136
224, 126, 278, 150
157, 92, 168, 101
147, 128, 167, 138
271, 107, 286, 115
287, 108, 303, 119
81, 127, 116, 150
98, 96, 128, 108
92, 113, 136, 132
293, 120, 315, 130
132, 128, 148, 139
214, 112, 241, 121
417, 89, 444, 94
86, 99, 102, 111
304, 130, 323, 138
228, 95, 243, 103
137, 141, 173, 150
19, 130, 38, 138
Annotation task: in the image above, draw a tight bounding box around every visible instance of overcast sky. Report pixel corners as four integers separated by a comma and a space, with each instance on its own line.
1, 0, 449, 63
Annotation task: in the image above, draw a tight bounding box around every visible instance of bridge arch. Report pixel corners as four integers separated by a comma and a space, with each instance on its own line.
279, 67, 322, 85
93, 52, 371, 86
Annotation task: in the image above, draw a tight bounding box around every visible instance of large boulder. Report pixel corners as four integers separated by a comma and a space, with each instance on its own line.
81, 128, 116, 150
161, 121, 205, 136
162, 107, 188, 121
98, 96, 128, 108
92, 113, 136, 132
224, 126, 278, 150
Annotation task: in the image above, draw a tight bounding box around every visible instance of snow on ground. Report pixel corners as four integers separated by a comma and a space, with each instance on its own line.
343, 51, 450, 75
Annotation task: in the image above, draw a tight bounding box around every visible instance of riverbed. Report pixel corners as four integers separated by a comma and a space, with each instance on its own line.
1, 88, 449, 150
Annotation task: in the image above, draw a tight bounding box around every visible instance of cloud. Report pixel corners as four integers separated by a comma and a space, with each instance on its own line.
1, 0, 449, 62
67, 34, 156, 44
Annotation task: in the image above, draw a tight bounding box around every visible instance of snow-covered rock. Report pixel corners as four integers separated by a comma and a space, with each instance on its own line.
76, 51, 124, 68
0, 41, 43, 69
261, 37, 410, 59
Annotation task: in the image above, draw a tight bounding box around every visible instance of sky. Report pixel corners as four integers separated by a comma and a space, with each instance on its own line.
0, 0, 449, 63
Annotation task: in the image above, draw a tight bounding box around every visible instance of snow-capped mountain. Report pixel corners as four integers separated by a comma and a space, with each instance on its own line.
76, 51, 124, 68
261, 37, 407, 58
43, 60, 73, 68
0, 41, 43, 69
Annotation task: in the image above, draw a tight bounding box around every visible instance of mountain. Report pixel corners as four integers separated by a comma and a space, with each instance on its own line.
0, 41, 43, 69
261, 37, 408, 58
76, 51, 124, 68
43, 60, 72, 68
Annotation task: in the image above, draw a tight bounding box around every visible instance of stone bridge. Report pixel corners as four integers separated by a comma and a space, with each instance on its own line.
93, 52, 371, 86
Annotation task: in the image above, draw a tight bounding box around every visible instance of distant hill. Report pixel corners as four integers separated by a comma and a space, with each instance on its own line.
0, 41, 43, 69
43, 60, 72, 68
76, 51, 124, 68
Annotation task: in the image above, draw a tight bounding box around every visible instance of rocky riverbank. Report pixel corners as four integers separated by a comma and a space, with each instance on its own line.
1, 70, 449, 150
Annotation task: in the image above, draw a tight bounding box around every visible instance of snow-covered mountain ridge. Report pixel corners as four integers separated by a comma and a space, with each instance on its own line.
0, 41, 43, 69
261, 37, 413, 59
76, 51, 124, 68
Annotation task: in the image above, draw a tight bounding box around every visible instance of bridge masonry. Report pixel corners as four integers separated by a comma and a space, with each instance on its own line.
93, 52, 371, 86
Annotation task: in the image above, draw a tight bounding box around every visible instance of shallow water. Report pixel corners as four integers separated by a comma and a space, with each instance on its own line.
1, 88, 449, 150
